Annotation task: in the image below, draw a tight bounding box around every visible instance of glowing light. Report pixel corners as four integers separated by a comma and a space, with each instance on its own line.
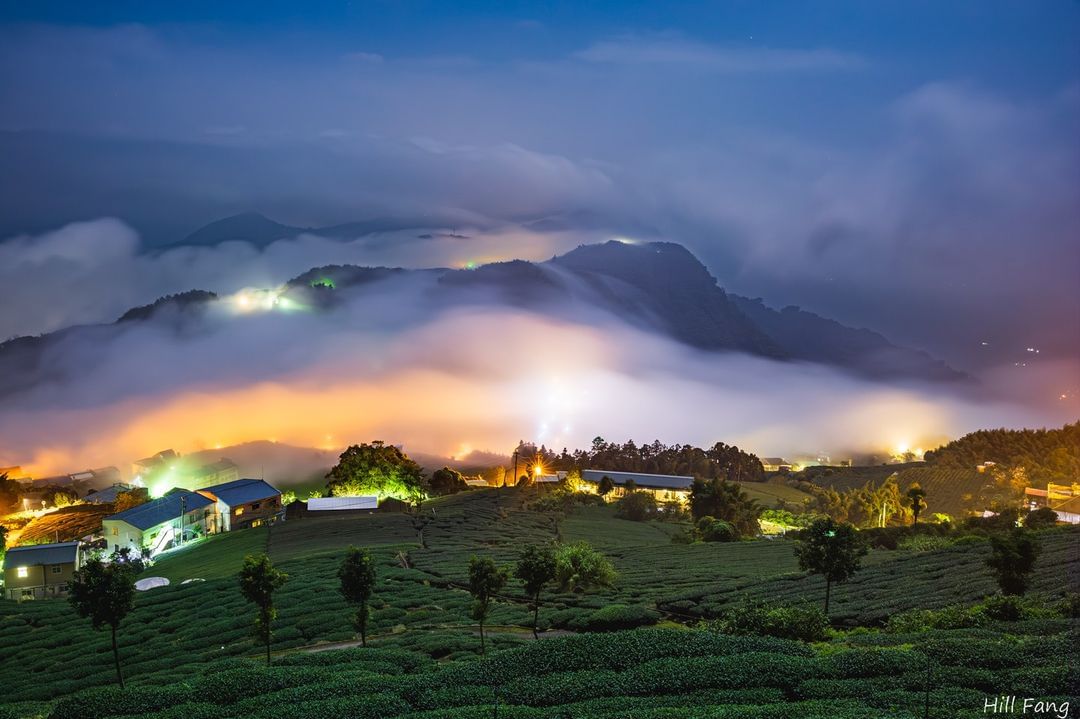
534, 464, 543, 476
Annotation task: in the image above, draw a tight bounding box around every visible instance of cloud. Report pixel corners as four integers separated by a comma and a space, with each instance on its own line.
0, 22, 1075, 375
1, 274, 1068, 478
574, 35, 866, 72
0, 218, 593, 339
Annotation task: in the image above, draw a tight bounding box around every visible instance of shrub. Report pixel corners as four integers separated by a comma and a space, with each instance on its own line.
886, 605, 984, 633
243, 693, 411, 719
571, 604, 659, 632
1024, 507, 1059, 529
1059, 592, 1080, 618
615, 492, 658, 521
48, 685, 194, 719
192, 665, 326, 704
554, 542, 617, 591
818, 648, 925, 678
710, 601, 830, 642
897, 534, 954, 552
696, 517, 738, 542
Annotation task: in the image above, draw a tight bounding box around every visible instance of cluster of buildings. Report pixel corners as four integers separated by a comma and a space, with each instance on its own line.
4, 464, 284, 600
1024, 482, 1080, 525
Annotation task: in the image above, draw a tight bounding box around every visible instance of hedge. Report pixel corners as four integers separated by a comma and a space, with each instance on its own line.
49, 685, 194, 719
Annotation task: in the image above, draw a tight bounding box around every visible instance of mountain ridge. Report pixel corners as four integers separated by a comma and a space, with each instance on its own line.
0, 239, 963, 399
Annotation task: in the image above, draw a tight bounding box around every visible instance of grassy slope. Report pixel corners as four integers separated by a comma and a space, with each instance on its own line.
0, 489, 1075, 707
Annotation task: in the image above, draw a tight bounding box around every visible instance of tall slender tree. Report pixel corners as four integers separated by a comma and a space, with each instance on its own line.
239, 554, 288, 665
906, 484, 927, 527
468, 556, 508, 654
515, 545, 557, 639
338, 547, 377, 646
69, 556, 137, 688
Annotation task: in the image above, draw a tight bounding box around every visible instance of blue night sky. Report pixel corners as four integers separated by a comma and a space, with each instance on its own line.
1, 1, 1078, 366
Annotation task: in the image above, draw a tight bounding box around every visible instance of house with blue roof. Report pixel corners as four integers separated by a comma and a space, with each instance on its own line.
102, 489, 216, 557
197, 478, 283, 531
3, 541, 82, 600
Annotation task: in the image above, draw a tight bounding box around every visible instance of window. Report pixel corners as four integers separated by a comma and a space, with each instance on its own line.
16, 567, 28, 578
21, 589, 33, 598
111, 527, 119, 536
235, 507, 244, 516
252, 502, 261, 510
51, 565, 62, 574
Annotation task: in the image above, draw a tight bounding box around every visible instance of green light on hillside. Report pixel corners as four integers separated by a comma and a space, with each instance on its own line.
311, 278, 336, 289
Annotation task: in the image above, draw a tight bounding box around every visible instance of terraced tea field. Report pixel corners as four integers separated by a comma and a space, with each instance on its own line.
0, 489, 1075, 715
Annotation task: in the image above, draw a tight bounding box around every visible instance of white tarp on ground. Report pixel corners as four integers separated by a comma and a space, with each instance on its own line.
134, 577, 170, 591
307, 495, 378, 511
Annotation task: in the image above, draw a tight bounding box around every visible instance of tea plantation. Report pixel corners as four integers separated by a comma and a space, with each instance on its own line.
0, 489, 1076, 718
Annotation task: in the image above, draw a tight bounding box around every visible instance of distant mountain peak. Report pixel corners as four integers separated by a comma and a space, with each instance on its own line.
181, 212, 306, 247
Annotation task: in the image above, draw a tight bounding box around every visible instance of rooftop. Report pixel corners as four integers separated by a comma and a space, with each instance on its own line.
580, 469, 694, 490
105, 490, 213, 530
199, 478, 279, 506
194, 459, 238, 477
5, 541, 80, 567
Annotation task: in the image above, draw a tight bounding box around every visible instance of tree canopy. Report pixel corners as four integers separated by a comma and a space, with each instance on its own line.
69, 556, 137, 687
239, 554, 288, 665
986, 529, 1041, 596
325, 441, 426, 501
512, 438, 764, 482
429, 466, 467, 496
515, 544, 557, 638
924, 421, 1080, 484
338, 547, 377, 646
467, 556, 509, 654
689, 477, 762, 536
794, 518, 867, 614
554, 542, 617, 592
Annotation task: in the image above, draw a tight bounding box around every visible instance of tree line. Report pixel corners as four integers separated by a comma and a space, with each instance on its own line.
924, 421, 1080, 484
515, 437, 765, 483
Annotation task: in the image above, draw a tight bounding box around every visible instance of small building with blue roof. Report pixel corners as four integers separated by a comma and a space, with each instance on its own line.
102, 489, 216, 557
197, 478, 283, 531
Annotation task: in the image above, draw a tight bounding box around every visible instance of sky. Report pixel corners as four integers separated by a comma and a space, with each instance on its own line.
0, 2, 1077, 473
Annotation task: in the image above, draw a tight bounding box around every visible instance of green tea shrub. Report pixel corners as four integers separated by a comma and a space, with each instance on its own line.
192, 666, 326, 704
571, 604, 659, 632
49, 685, 194, 719
709, 601, 829, 642
125, 702, 223, 719
243, 693, 410, 719
819, 648, 925, 678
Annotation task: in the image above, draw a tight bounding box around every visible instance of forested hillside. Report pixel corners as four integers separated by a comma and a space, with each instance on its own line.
924, 422, 1080, 484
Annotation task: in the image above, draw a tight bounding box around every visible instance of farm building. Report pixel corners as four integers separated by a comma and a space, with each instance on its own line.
196, 478, 283, 530
580, 470, 693, 503
132, 449, 179, 477
761, 457, 793, 473
183, 459, 240, 491
102, 489, 216, 557
1050, 496, 1080, 525
307, 496, 378, 512
3, 541, 82, 600
83, 483, 135, 504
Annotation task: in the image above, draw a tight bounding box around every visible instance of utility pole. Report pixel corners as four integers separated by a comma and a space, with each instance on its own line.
179, 494, 186, 548
511, 449, 519, 489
